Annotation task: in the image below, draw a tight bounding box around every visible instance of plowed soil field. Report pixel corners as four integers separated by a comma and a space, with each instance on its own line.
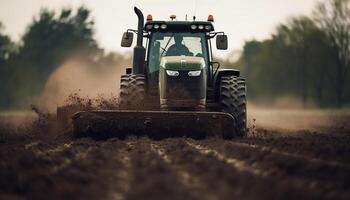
0, 109, 350, 200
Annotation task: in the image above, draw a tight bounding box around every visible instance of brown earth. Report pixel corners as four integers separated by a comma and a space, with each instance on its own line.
0, 110, 350, 200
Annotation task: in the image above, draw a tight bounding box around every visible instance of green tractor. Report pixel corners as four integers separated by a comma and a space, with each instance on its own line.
71, 7, 247, 139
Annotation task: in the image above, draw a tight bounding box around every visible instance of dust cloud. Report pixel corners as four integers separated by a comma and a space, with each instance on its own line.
39, 58, 127, 112
247, 103, 350, 133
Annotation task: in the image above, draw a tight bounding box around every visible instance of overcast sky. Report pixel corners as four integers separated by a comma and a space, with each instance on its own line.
0, 0, 320, 55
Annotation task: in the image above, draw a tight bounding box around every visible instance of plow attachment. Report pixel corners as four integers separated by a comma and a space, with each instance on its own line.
71, 110, 236, 139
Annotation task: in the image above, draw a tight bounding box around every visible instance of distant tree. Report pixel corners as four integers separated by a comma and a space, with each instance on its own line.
18, 6, 99, 79
0, 22, 16, 109
0, 22, 14, 64
314, 0, 350, 107
7, 6, 101, 108
240, 40, 264, 99
276, 16, 332, 106
238, 15, 337, 107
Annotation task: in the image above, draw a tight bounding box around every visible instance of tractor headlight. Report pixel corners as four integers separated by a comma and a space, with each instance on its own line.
154, 24, 160, 29
191, 25, 197, 30
161, 24, 167, 29
198, 25, 204, 30
188, 70, 201, 77
205, 25, 212, 31
166, 70, 179, 76
146, 24, 153, 30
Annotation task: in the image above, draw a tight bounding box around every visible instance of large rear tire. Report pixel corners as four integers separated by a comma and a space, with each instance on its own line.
119, 74, 146, 109
219, 76, 247, 138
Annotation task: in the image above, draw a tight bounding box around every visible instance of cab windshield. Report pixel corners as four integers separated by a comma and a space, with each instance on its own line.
148, 32, 208, 74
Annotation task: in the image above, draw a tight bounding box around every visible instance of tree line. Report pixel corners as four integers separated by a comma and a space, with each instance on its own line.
0, 7, 128, 110
228, 0, 350, 108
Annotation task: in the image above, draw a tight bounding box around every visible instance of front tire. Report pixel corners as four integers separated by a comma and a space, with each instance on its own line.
219, 76, 247, 138
119, 74, 146, 109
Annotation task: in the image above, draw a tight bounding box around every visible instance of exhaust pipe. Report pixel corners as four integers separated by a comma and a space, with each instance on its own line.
132, 7, 145, 75
134, 7, 144, 47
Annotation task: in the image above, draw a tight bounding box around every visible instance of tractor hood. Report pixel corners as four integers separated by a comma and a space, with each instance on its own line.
160, 56, 205, 71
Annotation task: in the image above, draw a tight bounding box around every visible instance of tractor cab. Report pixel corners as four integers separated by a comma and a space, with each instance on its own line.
144, 19, 225, 110
146, 21, 213, 89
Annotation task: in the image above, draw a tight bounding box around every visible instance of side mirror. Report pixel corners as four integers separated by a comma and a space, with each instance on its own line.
121, 32, 134, 47
216, 35, 228, 50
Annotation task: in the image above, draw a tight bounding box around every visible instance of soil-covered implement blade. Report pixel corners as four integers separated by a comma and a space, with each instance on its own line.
72, 110, 236, 139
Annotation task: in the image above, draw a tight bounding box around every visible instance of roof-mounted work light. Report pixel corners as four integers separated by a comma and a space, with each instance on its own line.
208, 15, 214, 22
170, 14, 176, 20
147, 14, 153, 21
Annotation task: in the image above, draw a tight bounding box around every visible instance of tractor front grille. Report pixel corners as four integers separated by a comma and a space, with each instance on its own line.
164, 70, 206, 100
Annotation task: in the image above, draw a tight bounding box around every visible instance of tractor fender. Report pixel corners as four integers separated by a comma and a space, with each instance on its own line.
213, 69, 240, 101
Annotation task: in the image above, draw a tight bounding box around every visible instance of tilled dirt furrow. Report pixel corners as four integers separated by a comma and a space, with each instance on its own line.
0, 138, 134, 200
26, 139, 100, 174
186, 140, 265, 176
150, 143, 216, 200
40, 143, 92, 173
157, 138, 320, 200
103, 139, 133, 200
194, 139, 350, 200
229, 141, 350, 170
124, 138, 195, 200
238, 132, 350, 164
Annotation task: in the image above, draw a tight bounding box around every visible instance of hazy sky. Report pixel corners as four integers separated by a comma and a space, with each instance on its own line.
0, 0, 320, 54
